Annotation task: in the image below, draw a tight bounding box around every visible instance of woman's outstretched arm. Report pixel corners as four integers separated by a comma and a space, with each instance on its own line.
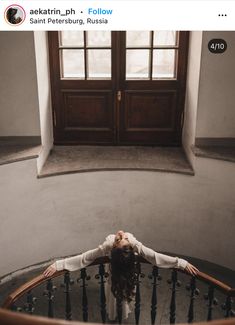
126, 232, 199, 276
43, 234, 115, 277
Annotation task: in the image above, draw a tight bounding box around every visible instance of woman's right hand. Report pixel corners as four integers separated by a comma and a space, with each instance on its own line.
43, 263, 57, 277
185, 262, 199, 276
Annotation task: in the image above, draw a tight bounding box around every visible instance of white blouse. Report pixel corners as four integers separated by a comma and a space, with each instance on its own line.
55, 233, 188, 272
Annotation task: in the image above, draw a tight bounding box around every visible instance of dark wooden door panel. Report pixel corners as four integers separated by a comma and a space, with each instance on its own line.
54, 90, 115, 144
124, 91, 177, 130
63, 91, 113, 129
54, 129, 115, 144
119, 91, 179, 145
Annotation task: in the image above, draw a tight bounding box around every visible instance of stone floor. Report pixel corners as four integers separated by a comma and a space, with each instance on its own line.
192, 146, 235, 163
2, 143, 234, 180
0, 144, 41, 166
1, 143, 234, 178
39, 146, 194, 178
0, 257, 234, 324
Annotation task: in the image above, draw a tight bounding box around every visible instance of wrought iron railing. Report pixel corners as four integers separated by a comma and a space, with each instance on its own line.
1, 256, 235, 324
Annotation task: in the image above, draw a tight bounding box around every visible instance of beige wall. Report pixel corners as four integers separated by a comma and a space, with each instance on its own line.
196, 31, 235, 138
182, 32, 203, 165
0, 158, 234, 277
34, 32, 53, 172
0, 32, 40, 136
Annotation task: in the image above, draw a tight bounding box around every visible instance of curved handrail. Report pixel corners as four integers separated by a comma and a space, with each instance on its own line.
2, 270, 66, 309
177, 268, 235, 295
0, 308, 235, 325
2, 256, 235, 310
2, 256, 144, 309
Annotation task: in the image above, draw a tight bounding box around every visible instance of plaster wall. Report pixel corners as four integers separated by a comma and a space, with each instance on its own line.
182, 31, 203, 165
33, 32, 53, 173
196, 31, 235, 138
0, 159, 234, 277
0, 32, 41, 136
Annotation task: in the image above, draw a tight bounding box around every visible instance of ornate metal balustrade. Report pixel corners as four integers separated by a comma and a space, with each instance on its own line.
2, 256, 235, 325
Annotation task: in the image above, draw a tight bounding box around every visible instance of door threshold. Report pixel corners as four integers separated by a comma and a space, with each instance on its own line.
38, 145, 194, 178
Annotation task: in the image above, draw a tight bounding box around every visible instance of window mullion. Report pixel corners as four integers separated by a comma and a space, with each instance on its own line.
84, 31, 87, 80
149, 31, 154, 80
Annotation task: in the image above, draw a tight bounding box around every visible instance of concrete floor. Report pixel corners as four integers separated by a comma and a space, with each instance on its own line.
192, 146, 235, 163
0, 257, 234, 324
39, 146, 194, 178
0, 144, 41, 166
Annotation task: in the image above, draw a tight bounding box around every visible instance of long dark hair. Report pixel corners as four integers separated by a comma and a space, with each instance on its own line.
110, 245, 136, 302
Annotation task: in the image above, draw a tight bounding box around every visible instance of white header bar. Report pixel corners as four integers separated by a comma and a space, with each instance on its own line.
0, 1, 235, 30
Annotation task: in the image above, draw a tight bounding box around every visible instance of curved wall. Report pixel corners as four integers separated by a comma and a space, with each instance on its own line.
0, 32, 40, 136
196, 31, 235, 138
0, 157, 234, 277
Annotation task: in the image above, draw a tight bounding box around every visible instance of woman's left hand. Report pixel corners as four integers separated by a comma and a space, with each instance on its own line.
43, 263, 57, 277
185, 263, 199, 276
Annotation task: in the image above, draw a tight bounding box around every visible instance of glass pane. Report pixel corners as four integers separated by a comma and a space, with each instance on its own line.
87, 31, 111, 47
60, 31, 84, 47
61, 50, 84, 78
126, 50, 150, 79
153, 31, 177, 46
126, 31, 151, 47
87, 50, 111, 79
152, 50, 176, 78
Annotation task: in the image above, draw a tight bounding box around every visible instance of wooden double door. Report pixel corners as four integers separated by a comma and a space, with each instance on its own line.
48, 31, 189, 145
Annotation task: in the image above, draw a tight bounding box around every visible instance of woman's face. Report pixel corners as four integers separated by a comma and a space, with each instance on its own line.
114, 230, 129, 248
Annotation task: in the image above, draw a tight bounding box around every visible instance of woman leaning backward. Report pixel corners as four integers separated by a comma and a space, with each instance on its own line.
43, 231, 199, 321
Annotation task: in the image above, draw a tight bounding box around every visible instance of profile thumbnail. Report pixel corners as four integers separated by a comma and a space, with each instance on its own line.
5, 5, 25, 26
